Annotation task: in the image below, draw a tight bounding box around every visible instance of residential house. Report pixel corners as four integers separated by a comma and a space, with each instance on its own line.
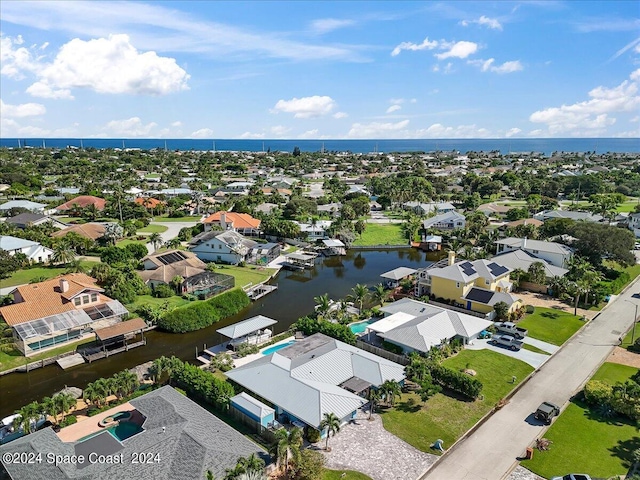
421, 211, 466, 233
0, 386, 268, 480
0, 200, 48, 214
190, 230, 258, 265
202, 211, 261, 236
0, 235, 54, 264
247, 243, 281, 265
368, 298, 493, 353
230, 392, 276, 428
502, 218, 543, 229
533, 210, 603, 223
416, 253, 522, 315
5, 213, 67, 230
134, 197, 165, 210
0, 274, 128, 355
492, 249, 569, 281
52, 223, 107, 241
403, 201, 455, 216
296, 220, 332, 241
629, 212, 640, 238
55, 195, 107, 213
225, 181, 255, 195
495, 237, 573, 268
226, 333, 405, 435
317, 202, 342, 218
476, 203, 513, 218
255, 202, 279, 215
347, 184, 370, 196
138, 249, 235, 297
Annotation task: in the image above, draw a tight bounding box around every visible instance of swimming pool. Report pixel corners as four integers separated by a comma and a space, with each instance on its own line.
77, 421, 143, 443
349, 319, 377, 334
262, 341, 295, 355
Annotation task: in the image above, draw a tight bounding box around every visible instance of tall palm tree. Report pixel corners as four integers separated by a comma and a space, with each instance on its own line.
270, 427, 302, 475
380, 380, 402, 407
83, 383, 101, 407
367, 389, 381, 420
319, 412, 341, 451
350, 283, 369, 313
314, 293, 332, 320
40, 397, 55, 423
65, 258, 87, 274
114, 370, 139, 398
371, 283, 387, 307
165, 238, 181, 249
236, 453, 264, 475
148, 232, 163, 252
52, 245, 76, 265
14, 402, 40, 434
54, 393, 75, 422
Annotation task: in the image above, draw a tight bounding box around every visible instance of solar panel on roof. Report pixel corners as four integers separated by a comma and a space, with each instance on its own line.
156, 251, 188, 265
465, 288, 495, 304
460, 262, 476, 276
487, 263, 509, 277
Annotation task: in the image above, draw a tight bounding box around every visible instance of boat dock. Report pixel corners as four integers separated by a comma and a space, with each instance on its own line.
282, 252, 318, 270
244, 283, 278, 300
56, 353, 86, 369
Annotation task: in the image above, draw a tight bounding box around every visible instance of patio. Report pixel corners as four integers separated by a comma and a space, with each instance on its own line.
317, 410, 437, 480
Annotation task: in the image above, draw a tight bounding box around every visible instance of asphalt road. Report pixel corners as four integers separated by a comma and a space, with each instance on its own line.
145, 220, 199, 253
422, 276, 640, 480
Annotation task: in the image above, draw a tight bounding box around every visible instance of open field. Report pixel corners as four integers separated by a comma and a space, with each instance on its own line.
2, 261, 100, 288
353, 223, 407, 246
380, 350, 533, 453
517, 307, 584, 346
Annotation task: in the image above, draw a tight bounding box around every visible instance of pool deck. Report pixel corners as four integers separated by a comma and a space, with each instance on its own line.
56, 402, 136, 443
233, 336, 294, 367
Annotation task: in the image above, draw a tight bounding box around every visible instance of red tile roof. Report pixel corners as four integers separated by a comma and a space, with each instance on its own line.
56, 195, 107, 211
202, 211, 261, 229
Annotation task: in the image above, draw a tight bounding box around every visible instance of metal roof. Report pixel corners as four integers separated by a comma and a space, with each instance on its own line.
492, 250, 569, 278
495, 237, 574, 255
0, 200, 46, 210
380, 267, 417, 280
322, 239, 345, 248
368, 312, 416, 334
216, 315, 277, 339
0, 235, 39, 251
230, 392, 275, 419
95, 317, 147, 341
286, 252, 317, 261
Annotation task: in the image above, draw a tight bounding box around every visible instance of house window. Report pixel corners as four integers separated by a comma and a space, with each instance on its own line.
82, 295, 90, 304
533, 250, 539, 254
219, 244, 222, 249
74, 297, 82, 306
90, 293, 98, 302
456, 282, 460, 288
485, 279, 490, 285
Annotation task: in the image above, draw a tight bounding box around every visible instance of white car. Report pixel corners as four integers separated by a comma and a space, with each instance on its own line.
551, 475, 591, 480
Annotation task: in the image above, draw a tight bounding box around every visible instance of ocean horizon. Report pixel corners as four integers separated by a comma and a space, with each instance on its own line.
1, 137, 638, 155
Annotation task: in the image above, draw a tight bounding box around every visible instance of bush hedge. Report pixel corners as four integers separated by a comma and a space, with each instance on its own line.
169, 357, 235, 410
157, 289, 250, 333
294, 316, 356, 345
429, 363, 483, 400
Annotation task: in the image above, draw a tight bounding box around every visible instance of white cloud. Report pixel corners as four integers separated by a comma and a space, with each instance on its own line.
171, 121, 182, 127
410, 98, 417, 103
298, 129, 319, 139
435, 41, 478, 60
103, 117, 158, 137
310, 18, 355, 34
389, 98, 405, 105
469, 58, 523, 74
25, 81, 73, 99
505, 127, 522, 137
0, 116, 76, 137
347, 120, 410, 138
529, 71, 640, 135
190, 128, 214, 138
272, 95, 336, 118
0, 35, 38, 79
270, 125, 291, 136
413, 123, 492, 138
386, 105, 402, 114
0, 98, 46, 117
239, 131, 265, 139
461, 16, 503, 30
333, 111, 348, 119
391, 37, 438, 56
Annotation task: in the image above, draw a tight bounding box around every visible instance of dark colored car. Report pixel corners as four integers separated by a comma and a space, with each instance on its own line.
534, 401, 560, 424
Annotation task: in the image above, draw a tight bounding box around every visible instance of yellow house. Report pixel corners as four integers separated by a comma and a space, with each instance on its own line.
416, 252, 523, 315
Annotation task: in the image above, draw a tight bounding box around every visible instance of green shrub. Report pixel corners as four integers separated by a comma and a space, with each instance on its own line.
429, 363, 483, 399
157, 288, 248, 333
235, 343, 259, 358
583, 380, 613, 406
306, 427, 321, 443
168, 357, 235, 410
293, 316, 356, 345
59, 415, 77, 427
153, 284, 174, 298
525, 305, 535, 314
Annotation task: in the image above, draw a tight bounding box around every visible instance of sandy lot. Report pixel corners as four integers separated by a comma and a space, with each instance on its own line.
606, 346, 640, 368
516, 291, 598, 320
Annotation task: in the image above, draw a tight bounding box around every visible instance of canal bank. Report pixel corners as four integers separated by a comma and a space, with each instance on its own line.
0, 248, 435, 417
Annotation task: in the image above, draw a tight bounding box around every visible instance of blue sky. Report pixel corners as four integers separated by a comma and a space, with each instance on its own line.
1, 1, 638, 139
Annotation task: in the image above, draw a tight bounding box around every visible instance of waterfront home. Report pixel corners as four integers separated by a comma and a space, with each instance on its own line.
416, 252, 522, 316
52, 223, 107, 241
0, 386, 268, 480
5, 213, 67, 230
380, 267, 417, 289
533, 209, 603, 223
403, 201, 456, 216
629, 212, 640, 237
226, 333, 405, 435
495, 237, 573, 268
202, 211, 261, 236
0, 200, 48, 214
247, 242, 281, 264
190, 230, 258, 265
0, 274, 128, 355
421, 211, 466, 231
492, 249, 569, 282
0, 235, 54, 264
370, 298, 493, 353
295, 219, 332, 241
55, 195, 107, 213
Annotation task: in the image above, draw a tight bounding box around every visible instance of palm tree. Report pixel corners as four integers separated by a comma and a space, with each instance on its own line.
149, 232, 163, 252
65, 258, 87, 274
102, 223, 124, 245
270, 427, 302, 474
527, 262, 546, 285
371, 283, 387, 307
314, 293, 332, 320
14, 402, 40, 434
54, 393, 75, 422
114, 370, 139, 398
40, 396, 56, 423
170, 275, 184, 294
367, 389, 381, 420
350, 283, 369, 313
165, 238, 181, 249
236, 453, 264, 475
380, 380, 402, 407
83, 383, 101, 407
52, 245, 75, 265
319, 412, 341, 451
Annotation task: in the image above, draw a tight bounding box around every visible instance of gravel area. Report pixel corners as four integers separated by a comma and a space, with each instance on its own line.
507, 465, 546, 480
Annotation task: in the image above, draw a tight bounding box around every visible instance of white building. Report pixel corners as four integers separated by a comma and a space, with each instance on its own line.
495, 237, 573, 268
0, 235, 54, 264
296, 220, 332, 241
190, 230, 258, 265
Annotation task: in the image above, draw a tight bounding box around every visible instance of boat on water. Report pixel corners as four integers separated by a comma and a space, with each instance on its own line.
0, 413, 47, 445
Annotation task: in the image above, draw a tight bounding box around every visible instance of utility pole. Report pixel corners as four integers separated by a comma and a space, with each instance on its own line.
625, 299, 639, 344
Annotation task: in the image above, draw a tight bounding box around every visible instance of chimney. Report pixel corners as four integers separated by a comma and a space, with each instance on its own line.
521, 237, 527, 249
60, 279, 69, 293
220, 212, 227, 230
448, 251, 456, 266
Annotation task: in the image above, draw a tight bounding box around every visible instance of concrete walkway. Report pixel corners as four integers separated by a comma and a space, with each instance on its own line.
521, 336, 559, 354
319, 411, 437, 480
467, 339, 550, 369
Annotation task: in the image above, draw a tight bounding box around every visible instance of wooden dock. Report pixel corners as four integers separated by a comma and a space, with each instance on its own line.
56, 353, 86, 369
81, 339, 147, 363
245, 284, 278, 300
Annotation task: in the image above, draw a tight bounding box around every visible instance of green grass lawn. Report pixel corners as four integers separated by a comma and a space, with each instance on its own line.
380, 350, 533, 453
125, 294, 191, 312
517, 307, 584, 346
213, 265, 277, 289
522, 362, 640, 478
522, 343, 550, 355
137, 224, 168, 234
353, 223, 407, 246
323, 470, 372, 480
116, 238, 149, 247
616, 201, 639, 213
621, 326, 639, 350
0, 337, 95, 372
600, 262, 640, 295
57, 216, 85, 223
2, 261, 100, 288
152, 216, 201, 222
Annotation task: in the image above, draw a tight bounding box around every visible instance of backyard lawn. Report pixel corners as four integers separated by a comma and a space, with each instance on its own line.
125, 294, 191, 312
116, 238, 149, 248
522, 362, 639, 479
517, 307, 584, 346
2, 260, 100, 288
137, 224, 168, 234
323, 470, 372, 480
353, 223, 407, 247
214, 264, 277, 289
0, 337, 95, 372
152, 215, 201, 222
380, 349, 533, 453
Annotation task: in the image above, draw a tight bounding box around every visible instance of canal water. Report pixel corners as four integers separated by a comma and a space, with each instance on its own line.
0, 248, 436, 417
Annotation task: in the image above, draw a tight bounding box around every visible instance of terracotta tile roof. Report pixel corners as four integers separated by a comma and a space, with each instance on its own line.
142, 249, 203, 268
505, 218, 544, 228
139, 264, 206, 284
202, 211, 261, 229
56, 195, 107, 211
134, 197, 164, 208
95, 317, 146, 341
0, 274, 108, 326
52, 223, 106, 240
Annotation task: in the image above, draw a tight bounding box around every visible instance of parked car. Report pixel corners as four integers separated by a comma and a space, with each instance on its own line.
534, 401, 560, 424
494, 321, 528, 339
551, 475, 591, 480
489, 334, 523, 351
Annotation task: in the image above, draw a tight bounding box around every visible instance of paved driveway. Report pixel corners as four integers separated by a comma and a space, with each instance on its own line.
318, 411, 437, 480
522, 336, 559, 354
467, 339, 550, 369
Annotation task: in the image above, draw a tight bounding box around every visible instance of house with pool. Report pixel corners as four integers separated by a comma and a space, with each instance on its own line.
0, 386, 268, 480
226, 333, 405, 436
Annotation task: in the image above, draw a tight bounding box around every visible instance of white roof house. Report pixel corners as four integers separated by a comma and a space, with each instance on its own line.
217, 315, 277, 340
495, 237, 573, 268
226, 333, 405, 429
0, 200, 48, 213
492, 249, 569, 279
0, 235, 54, 263
422, 211, 466, 230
